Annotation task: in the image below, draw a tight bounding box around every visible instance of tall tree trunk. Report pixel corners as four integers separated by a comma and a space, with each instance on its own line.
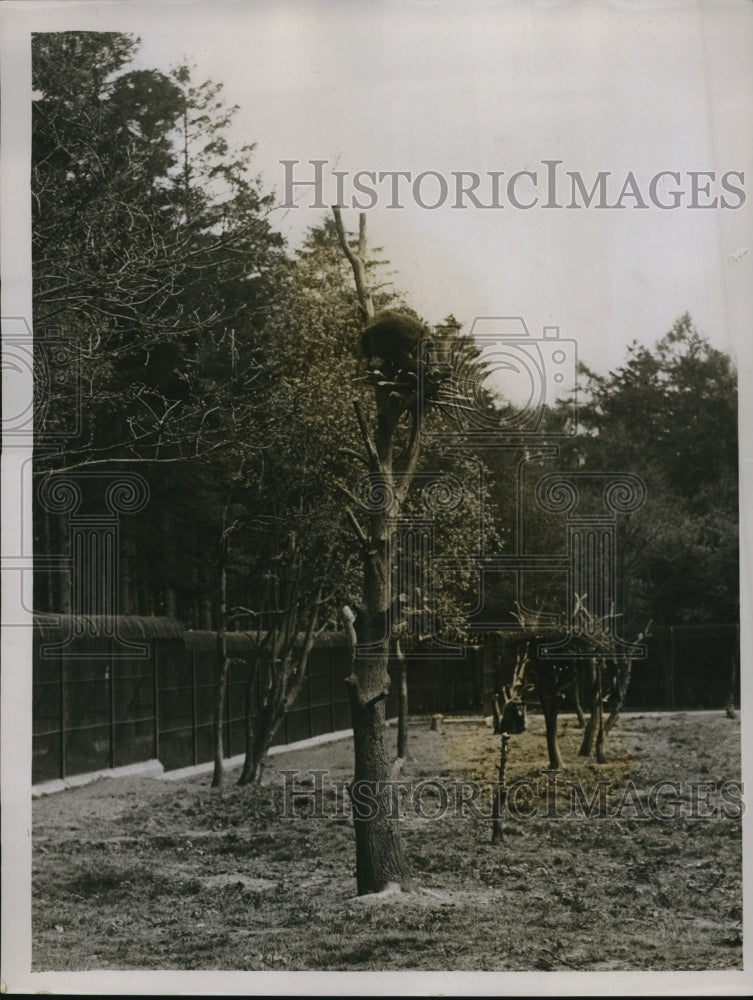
238, 570, 322, 786
725, 655, 738, 719
344, 605, 412, 895
238, 654, 260, 785
537, 664, 564, 770
238, 678, 287, 787
580, 657, 607, 760
212, 638, 229, 788
238, 728, 266, 785
349, 655, 412, 895
542, 695, 563, 771
334, 207, 422, 896
595, 658, 607, 763
238, 712, 279, 785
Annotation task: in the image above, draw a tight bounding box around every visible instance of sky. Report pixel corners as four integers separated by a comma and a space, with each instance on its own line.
129, 0, 753, 381
5, 0, 752, 384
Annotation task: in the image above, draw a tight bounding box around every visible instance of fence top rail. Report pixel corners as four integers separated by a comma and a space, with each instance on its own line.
651, 622, 740, 636
32, 615, 740, 652
32, 616, 353, 652
33, 614, 186, 641
182, 628, 350, 651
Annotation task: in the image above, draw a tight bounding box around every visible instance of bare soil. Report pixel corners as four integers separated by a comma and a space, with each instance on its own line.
32, 711, 742, 971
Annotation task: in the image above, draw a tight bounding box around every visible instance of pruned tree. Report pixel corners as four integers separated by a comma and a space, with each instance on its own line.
604, 621, 652, 733
490, 599, 650, 769
333, 207, 449, 894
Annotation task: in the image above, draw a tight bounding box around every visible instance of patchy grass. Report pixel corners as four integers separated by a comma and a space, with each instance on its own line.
33, 711, 742, 971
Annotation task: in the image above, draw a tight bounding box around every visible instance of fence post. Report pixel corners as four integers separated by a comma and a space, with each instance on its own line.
108, 639, 115, 769
225, 652, 232, 758
191, 649, 198, 766
60, 654, 66, 780
307, 656, 313, 739
669, 625, 675, 710
329, 646, 335, 734
282, 654, 289, 746
153, 640, 160, 762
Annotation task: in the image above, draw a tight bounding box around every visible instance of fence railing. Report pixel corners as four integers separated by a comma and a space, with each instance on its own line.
32, 616, 739, 784
32, 617, 364, 784
482, 622, 740, 715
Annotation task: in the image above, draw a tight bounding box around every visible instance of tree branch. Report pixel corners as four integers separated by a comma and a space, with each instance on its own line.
338, 446, 370, 467
353, 399, 383, 474
345, 506, 371, 551
394, 412, 422, 503
332, 206, 374, 321
335, 481, 363, 509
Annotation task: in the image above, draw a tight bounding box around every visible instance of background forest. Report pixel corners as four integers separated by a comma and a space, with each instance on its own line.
31, 31, 739, 639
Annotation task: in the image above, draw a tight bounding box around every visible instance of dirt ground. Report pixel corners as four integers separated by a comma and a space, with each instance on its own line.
32, 711, 742, 971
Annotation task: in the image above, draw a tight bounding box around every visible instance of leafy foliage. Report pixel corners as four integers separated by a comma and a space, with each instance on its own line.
560, 314, 738, 624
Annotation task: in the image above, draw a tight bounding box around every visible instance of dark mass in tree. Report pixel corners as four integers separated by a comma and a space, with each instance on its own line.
360, 310, 429, 373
